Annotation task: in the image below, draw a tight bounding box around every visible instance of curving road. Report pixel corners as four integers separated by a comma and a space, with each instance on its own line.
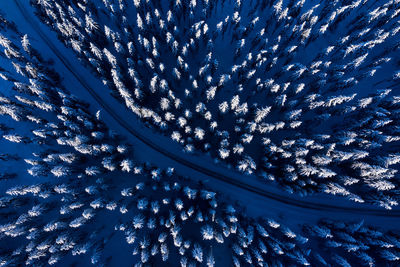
13, 0, 400, 218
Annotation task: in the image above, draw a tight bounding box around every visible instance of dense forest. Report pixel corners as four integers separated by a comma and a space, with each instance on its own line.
0, 0, 399, 265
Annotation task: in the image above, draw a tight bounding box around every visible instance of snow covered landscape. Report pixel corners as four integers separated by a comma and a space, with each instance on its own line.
0, 0, 399, 266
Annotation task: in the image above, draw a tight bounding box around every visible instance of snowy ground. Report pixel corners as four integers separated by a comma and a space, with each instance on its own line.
1, 0, 398, 228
